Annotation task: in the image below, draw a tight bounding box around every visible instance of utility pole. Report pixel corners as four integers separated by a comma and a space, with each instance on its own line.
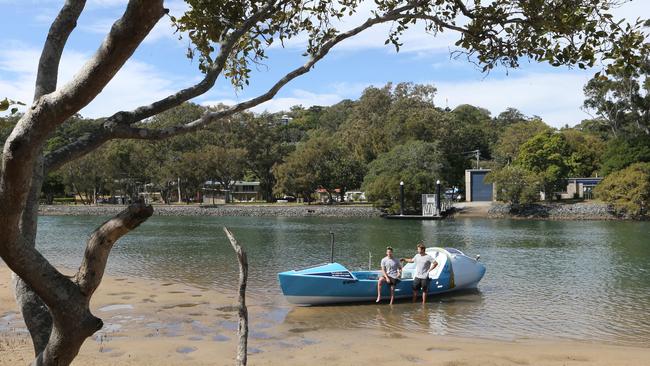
475, 150, 480, 169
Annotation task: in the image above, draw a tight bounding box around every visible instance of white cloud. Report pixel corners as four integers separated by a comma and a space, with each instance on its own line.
434, 72, 593, 127
0, 44, 180, 118
201, 89, 346, 113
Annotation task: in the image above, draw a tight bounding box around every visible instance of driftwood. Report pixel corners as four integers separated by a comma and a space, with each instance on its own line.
223, 227, 249, 366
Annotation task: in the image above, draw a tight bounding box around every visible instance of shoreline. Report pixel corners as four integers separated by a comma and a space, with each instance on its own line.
2, 264, 649, 365
38, 202, 631, 221
38, 203, 383, 218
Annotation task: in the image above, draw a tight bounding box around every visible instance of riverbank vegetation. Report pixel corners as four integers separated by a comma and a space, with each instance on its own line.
2, 69, 649, 215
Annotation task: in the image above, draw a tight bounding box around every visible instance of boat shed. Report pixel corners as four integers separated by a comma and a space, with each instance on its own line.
465, 169, 495, 202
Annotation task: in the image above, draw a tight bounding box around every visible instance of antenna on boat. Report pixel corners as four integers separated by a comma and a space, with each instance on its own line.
368, 252, 372, 270
329, 229, 335, 263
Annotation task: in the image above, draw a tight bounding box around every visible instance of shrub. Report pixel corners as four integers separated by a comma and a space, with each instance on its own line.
595, 162, 650, 218
485, 165, 539, 206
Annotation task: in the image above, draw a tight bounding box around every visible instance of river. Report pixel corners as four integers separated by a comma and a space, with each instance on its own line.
35, 215, 650, 346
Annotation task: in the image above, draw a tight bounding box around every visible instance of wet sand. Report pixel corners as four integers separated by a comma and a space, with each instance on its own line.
1, 263, 649, 366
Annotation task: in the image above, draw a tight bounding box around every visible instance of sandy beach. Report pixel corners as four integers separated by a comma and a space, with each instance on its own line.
1, 263, 649, 366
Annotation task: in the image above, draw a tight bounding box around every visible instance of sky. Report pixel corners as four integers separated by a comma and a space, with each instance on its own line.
0, 0, 647, 128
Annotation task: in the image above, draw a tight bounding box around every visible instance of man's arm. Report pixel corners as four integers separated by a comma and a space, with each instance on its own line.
400, 256, 415, 263
427, 260, 438, 273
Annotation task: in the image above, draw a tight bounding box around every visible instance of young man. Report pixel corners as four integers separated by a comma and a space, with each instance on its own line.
401, 243, 437, 304
376, 246, 402, 305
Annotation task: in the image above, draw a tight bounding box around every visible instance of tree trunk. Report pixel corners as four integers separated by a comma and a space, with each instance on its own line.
223, 227, 249, 366
14, 156, 54, 356
13, 201, 154, 365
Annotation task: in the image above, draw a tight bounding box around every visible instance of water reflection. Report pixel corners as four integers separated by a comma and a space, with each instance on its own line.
34, 215, 650, 346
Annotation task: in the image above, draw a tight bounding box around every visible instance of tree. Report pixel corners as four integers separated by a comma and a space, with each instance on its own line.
600, 134, 650, 175
1, 1, 646, 364
493, 119, 552, 165
583, 48, 650, 137
203, 146, 248, 203
494, 108, 528, 127
561, 129, 606, 177
59, 149, 109, 205
274, 132, 364, 201
234, 114, 294, 202
595, 162, 650, 218
485, 165, 539, 206
362, 141, 443, 212
516, 131, 570, 199
40, 173, 66, 205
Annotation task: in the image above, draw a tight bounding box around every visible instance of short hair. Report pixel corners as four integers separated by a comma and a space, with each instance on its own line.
386, 246, 394, 251
416, 243, 426, 250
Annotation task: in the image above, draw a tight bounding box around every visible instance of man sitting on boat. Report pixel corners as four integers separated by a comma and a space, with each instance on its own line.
376, 246, 402, 304
401, 243, 438, 304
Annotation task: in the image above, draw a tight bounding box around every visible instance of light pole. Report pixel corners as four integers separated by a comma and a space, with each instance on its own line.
435, 180, 441, 215
399, 181, 405, 216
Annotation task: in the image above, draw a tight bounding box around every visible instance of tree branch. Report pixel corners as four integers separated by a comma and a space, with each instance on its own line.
223, 227, 248, 366
1, 0, 165, 259
45, 0, 166, 120
44, 1, 279, 172
70, 4, 425, 142
75, 203, 153, 297
34, 0, 87, 100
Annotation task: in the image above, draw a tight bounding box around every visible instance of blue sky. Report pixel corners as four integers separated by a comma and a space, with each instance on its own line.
1, 0, 646, 127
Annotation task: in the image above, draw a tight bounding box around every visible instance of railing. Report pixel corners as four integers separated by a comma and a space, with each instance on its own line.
422, 193, 455, 217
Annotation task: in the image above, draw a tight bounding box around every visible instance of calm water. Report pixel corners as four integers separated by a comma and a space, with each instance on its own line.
34, 215, 650, 346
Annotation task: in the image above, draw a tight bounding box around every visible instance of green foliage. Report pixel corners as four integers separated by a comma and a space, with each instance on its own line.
232, 113, 294, 201
493, 119, 552, 164
170, 0, 649, 96
485, 165, 539, 206
202, 145, 248, 202
595, 162, 650, 218
41, 173, 66, 205
59, 147, 111, 204
273, 132, 364, 200
516, 131, 570, 198
562, 129, 606, 177
0, 98, 25, 115
600, 135, 650, 175
362, 141, 443, 212
583, 47, 650, 136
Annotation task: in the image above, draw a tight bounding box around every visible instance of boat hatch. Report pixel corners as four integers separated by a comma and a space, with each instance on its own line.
445, 248, 465, 255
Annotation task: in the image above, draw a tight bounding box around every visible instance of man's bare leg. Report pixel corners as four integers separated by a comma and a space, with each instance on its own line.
376, 277, 385, 302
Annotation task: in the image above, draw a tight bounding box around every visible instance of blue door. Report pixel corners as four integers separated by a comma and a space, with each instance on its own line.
471, 171, 493, 201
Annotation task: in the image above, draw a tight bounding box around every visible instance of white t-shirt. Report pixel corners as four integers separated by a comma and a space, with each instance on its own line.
412, 253, 435, 279
380, 256, 401, 279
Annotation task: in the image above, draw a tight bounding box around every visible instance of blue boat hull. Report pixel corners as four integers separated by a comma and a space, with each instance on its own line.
278, 248, 486, 305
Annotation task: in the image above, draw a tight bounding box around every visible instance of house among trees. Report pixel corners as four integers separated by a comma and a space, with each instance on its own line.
557, 178, 604, 200
202, 181, 262, 204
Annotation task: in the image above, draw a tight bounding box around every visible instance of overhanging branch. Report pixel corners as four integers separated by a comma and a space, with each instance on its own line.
44, 1, 279, 171
34, 0, 87, 100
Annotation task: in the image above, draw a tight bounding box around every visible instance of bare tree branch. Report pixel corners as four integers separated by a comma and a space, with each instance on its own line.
75, 203, 153, 297
34, 0, 87, 100
223, 227, 248, 366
